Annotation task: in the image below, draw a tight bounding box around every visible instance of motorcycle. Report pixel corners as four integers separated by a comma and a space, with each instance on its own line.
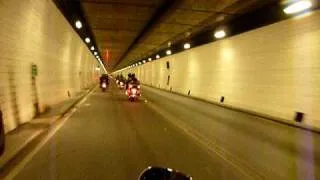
101, 80, 108, 92
118, 81, 125, 89
126, 84, 141, 101
139, 166, 192, 180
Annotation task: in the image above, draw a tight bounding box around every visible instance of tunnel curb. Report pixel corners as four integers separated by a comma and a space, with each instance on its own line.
57, 85, 97, 119
142, 84, 320, 134
0, 85, 97, 177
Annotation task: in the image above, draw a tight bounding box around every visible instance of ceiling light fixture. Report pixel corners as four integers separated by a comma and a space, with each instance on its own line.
85, 37, 91, 43
91, 46, 95, 51
148, 58, 152, 61
75, 20, 82, 29
283, 0, 312, 14
166, 50, 172, 55
184, 43, 191, 49
94, 52, 98, 55
138, 62, 142, 65
156, 54, 160, 59
143, 60, 146, 63
214, 30, 226, 39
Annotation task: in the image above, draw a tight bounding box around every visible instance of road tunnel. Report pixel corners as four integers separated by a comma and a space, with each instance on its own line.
0, 0, 320, 179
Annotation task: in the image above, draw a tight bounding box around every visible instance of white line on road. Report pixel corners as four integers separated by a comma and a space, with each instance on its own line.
144, 98, 264, 180
4, 92, 93, 180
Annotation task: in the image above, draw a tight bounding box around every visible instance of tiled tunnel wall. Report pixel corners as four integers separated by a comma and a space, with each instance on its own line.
116, 10, 320, 129
0, 0, 100, 132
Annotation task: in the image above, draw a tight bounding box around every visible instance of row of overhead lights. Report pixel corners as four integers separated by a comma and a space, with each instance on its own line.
124, 0, 313, 70
74, 20, 106, 72
127, 30, 225, 69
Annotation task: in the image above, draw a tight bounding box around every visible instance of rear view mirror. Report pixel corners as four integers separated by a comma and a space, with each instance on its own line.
140, 167, 192, 180
0, 110, 5, 156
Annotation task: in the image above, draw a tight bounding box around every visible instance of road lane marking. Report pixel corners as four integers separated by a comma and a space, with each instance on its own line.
4, 91, 93, 180
144, 98, 264, 180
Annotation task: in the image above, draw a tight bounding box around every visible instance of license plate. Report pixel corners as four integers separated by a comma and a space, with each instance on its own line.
131, 88, 137, 94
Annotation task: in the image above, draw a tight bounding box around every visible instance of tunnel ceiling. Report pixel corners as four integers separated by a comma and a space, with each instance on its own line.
81, 0, 277, 70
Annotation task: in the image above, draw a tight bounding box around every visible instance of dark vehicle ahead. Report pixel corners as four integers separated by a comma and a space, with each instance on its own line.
100, 74, 109, 92
0, 110, 5, 156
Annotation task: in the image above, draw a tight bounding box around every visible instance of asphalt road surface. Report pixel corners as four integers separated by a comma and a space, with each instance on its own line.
12, 83, 320, 180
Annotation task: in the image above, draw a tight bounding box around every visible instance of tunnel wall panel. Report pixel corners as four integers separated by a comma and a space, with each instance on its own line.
0, 0, 100, 132
116, 11, 320, 129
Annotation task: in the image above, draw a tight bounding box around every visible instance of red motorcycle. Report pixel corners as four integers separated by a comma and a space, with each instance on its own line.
126, 84, 141, 101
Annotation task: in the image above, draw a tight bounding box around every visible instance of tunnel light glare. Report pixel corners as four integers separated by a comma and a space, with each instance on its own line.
214, 30, 226, 39
166, 50, 172, 55
90, 46, 95, 51
148, 58, 152, 61
143, 60, 146, 63
75, 20, 82, 29
138, 62, 142, 65
184, 43, 191, 49
284, 0, 312, 14
94, 52, 98, 55
156, 54, 160, 59
85, 37, 91, 43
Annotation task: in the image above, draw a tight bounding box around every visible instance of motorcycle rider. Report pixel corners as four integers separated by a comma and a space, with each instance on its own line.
126, 73, 139, 89
99, 74, 109, 87
119, 74, 125, 83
